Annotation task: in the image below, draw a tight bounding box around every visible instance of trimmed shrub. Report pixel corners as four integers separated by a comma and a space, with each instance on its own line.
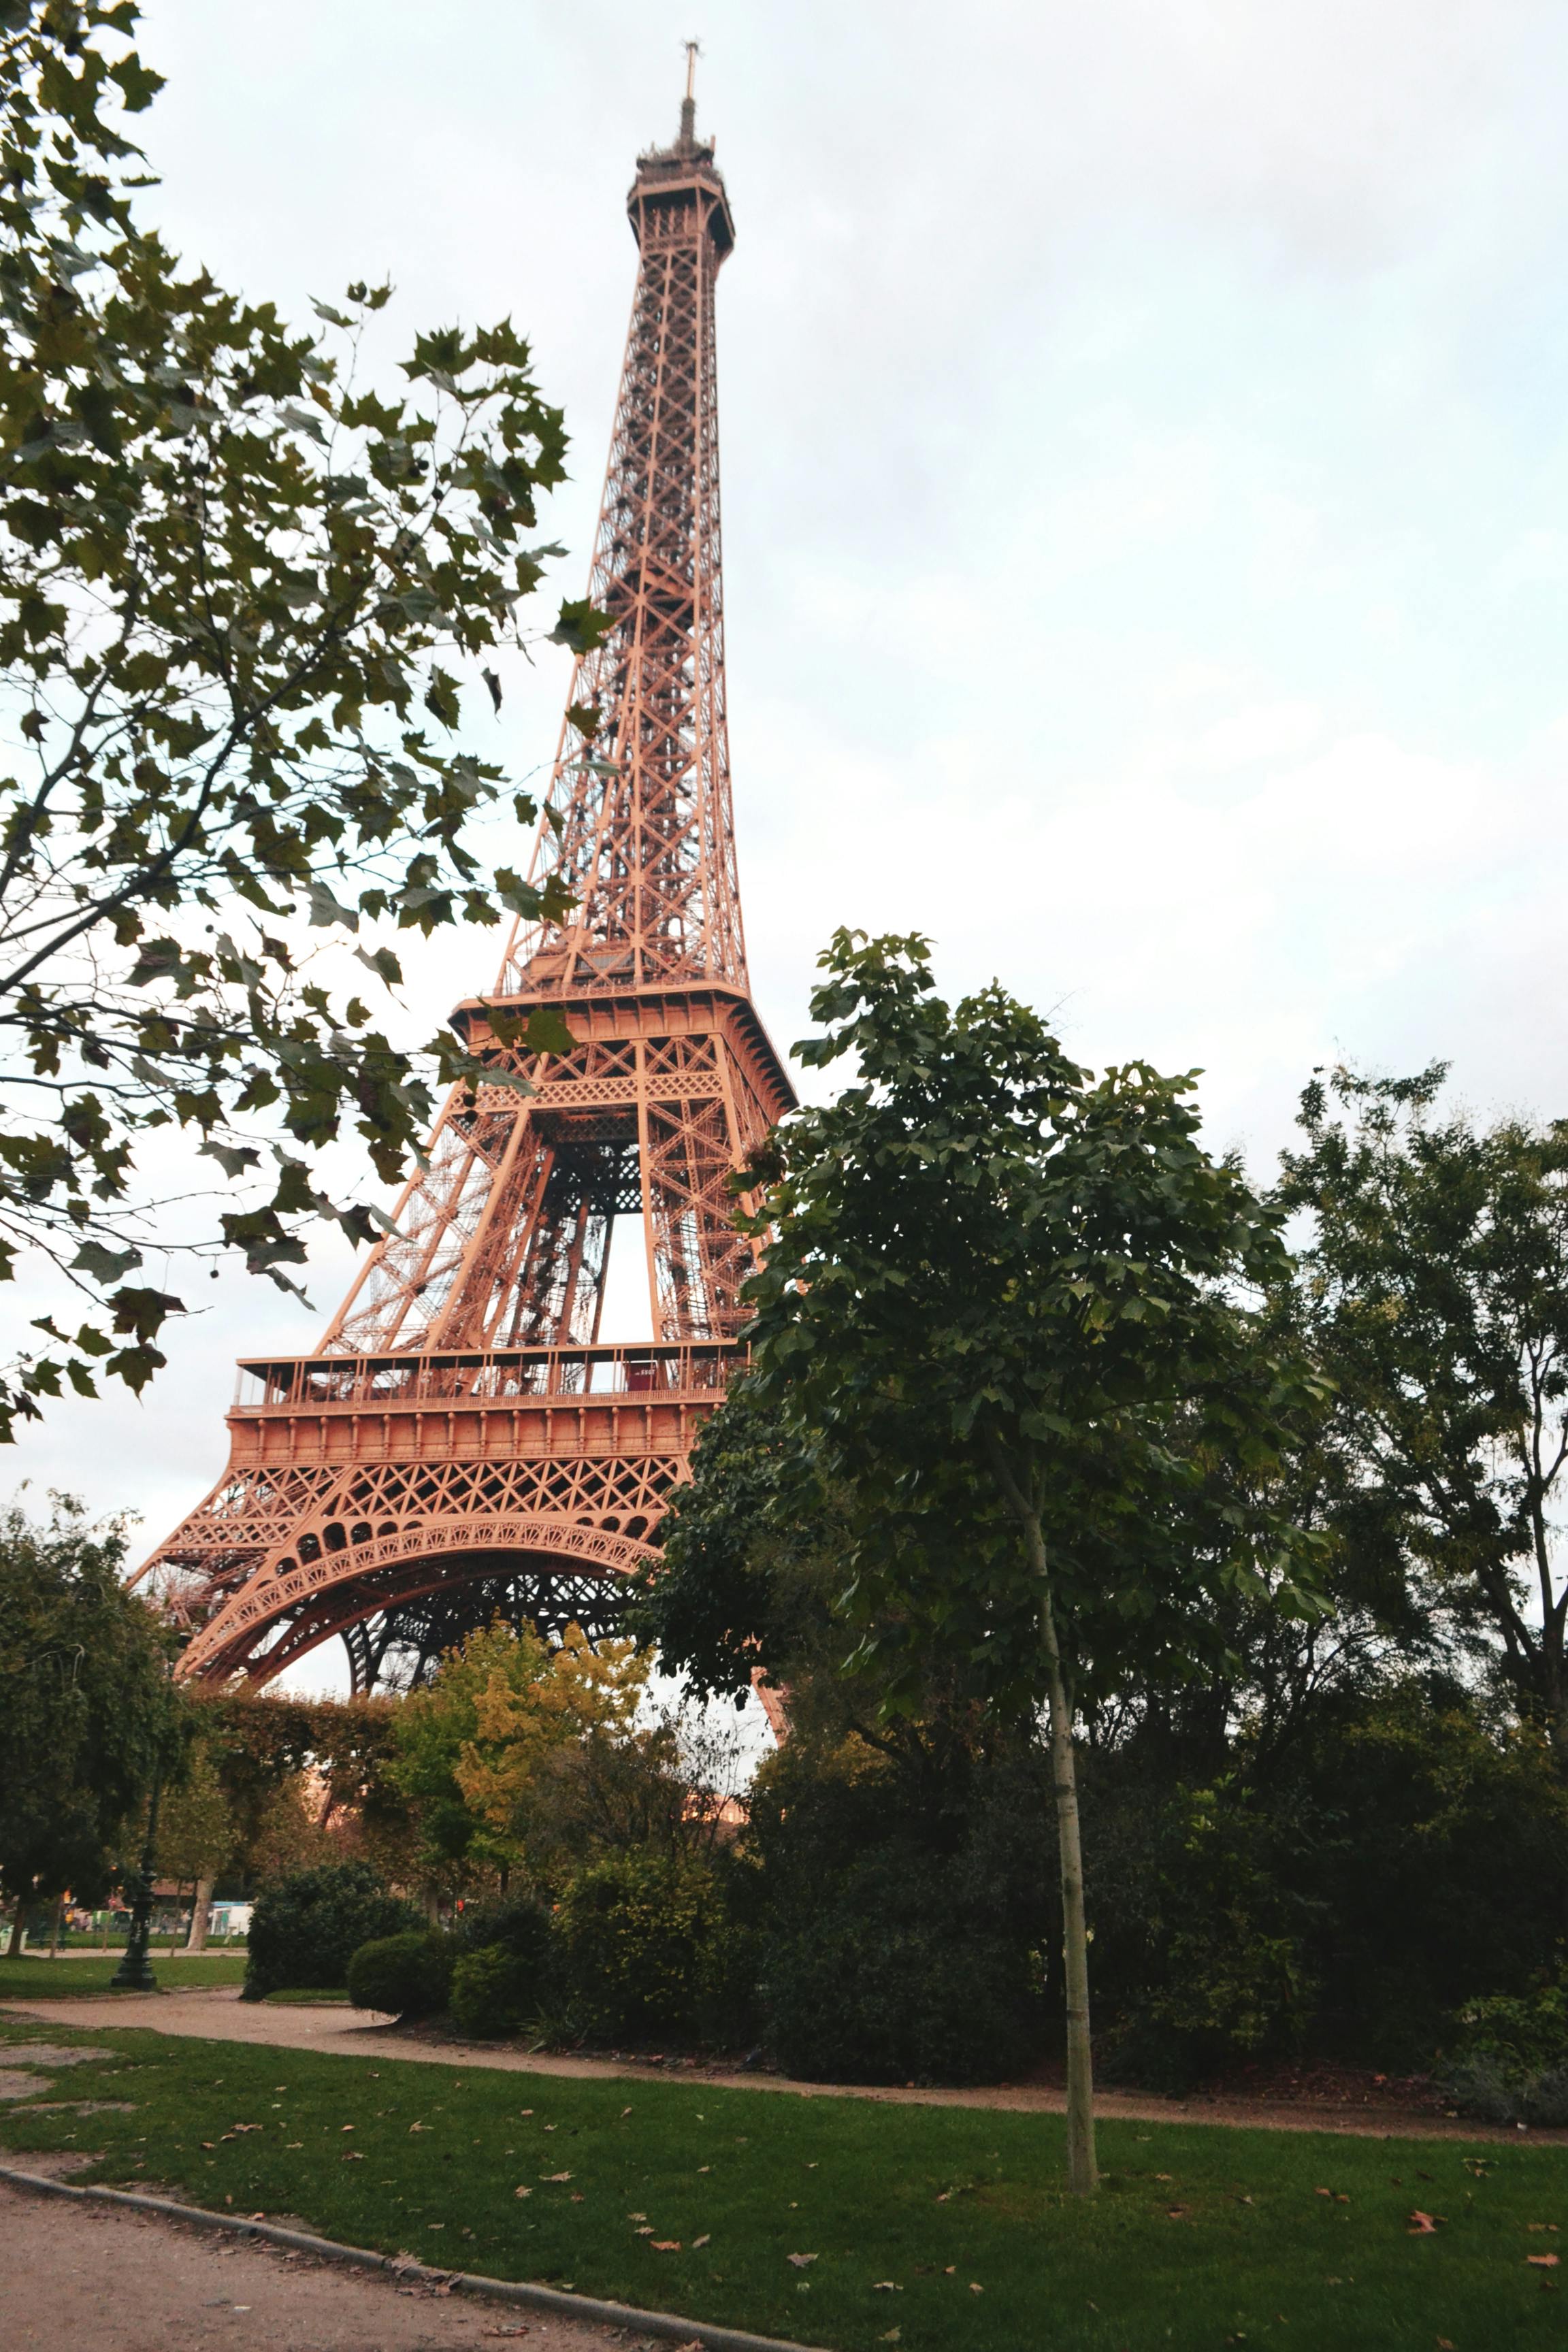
346, 1929, 453, 2018
761, 1848, 1043, 2085
553, 1848, 746, 2044
455, 1893, 553, 1967
451, 1941, 540, 2038
243, 1861, 419, 2000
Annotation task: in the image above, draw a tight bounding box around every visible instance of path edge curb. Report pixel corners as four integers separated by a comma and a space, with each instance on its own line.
0, 2162, 826, 2352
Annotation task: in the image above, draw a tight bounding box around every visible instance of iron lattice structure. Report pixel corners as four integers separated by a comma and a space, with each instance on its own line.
138, 95, 793, 1690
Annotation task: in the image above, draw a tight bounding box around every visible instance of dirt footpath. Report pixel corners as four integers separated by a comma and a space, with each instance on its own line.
0, 2178, 636, 2352
7, 1984, 1561, 2143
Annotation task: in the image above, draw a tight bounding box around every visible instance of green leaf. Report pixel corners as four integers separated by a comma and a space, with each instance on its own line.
549, 599, 615, 656
70, 1241, 144, 1284
523, 1006, 576, 1058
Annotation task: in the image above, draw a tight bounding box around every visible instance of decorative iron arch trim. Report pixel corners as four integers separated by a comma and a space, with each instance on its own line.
179, 1514, 660, 1683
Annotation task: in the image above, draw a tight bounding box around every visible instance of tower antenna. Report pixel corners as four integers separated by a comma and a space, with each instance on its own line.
681, 36, 700, 146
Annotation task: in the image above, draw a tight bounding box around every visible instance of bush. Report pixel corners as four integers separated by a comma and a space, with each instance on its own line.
346, 1929, 453, 2018
761, 1848, 1043, 2085
1440, 1963, 1568, 2125
243, 1861, 419, 2000
745, 1731, 1049, 2086
553, 1848, 747, 2044
454, 1893, 553, 1965
451, 1941, 540, 2038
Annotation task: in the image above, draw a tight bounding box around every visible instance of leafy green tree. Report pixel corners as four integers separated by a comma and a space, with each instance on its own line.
631, 1377, 858, 1740
1277, 1066, 1568, 1765
0, 3, 596, 1436
739, 931, 1323, 2190
150, 1734, 231, 1944
387, 1620, 651, 1897
0, 1488, 176, 1939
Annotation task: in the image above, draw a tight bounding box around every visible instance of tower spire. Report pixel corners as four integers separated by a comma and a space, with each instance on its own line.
680, 37, 700, 149
135, 94, 794, 1694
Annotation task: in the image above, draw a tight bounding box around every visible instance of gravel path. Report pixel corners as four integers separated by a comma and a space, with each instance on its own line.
4, 1986, 1556, 2142
0, 2178, 634, 2352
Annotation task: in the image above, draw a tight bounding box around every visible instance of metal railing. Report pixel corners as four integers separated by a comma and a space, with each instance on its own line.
233, 1339, 742, 1412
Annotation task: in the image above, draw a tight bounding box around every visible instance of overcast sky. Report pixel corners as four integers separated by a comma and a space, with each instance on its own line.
12, 1, 1568, 1677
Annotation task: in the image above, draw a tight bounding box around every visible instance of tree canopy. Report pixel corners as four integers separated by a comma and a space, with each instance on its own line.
0, 1486, 176, 1912
1276, 1062, 1568, 1763
0, 3, 598, 1436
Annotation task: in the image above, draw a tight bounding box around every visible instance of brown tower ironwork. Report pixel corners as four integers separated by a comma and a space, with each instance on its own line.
137, 84, 792, 1690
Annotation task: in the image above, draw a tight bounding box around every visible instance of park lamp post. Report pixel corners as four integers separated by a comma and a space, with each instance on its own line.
110, 1628, 188, 1994
109, 1777, 163, 1993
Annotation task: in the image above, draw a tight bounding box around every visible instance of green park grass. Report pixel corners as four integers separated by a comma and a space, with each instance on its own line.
1, 2016, 1566, 2348
0, 1952, 248, 1997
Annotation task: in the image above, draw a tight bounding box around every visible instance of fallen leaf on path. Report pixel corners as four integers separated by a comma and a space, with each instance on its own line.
787, 2253, 817, 2269
873, 2281, 901, 2291
1529, 2254, 1561, 2268
513, 2187, 531, 2200
969, 2283, 983, 2294
1408, 2212, 1440, 2235
651, 2240, 681, 2252
541, 2171, 572, 2182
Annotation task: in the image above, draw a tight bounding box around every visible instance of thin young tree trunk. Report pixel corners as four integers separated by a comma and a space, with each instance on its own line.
987, 1441, 1098, 2193
7, 1906, 24, 1957
48, 1894, 63, 1957
1036, 1561, 1098, 2194
185, 1875, 214, 1953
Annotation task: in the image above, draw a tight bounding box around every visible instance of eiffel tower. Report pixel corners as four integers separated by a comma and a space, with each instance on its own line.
140, 71, 793, 1691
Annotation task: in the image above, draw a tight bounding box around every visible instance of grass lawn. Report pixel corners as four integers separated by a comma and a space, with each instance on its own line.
0, 2014, 1564, 2351
0, 1953, 248, 1997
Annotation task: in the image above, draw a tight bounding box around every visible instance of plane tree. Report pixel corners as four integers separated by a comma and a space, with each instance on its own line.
0, 2, 595, 1436
734, 930, 1324, 2191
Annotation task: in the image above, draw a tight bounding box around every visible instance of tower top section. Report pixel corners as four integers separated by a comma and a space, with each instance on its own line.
493, 56, 748, 1004
627, 52, 734, 260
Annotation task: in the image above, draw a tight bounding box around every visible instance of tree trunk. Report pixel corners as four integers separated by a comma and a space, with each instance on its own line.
986, 1446, 1098, 2194
48, 1894, 64, 1957
7, 1906, 24, 1957
185, 1875, 214, 1953
1039, 1580, 1098, 2194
